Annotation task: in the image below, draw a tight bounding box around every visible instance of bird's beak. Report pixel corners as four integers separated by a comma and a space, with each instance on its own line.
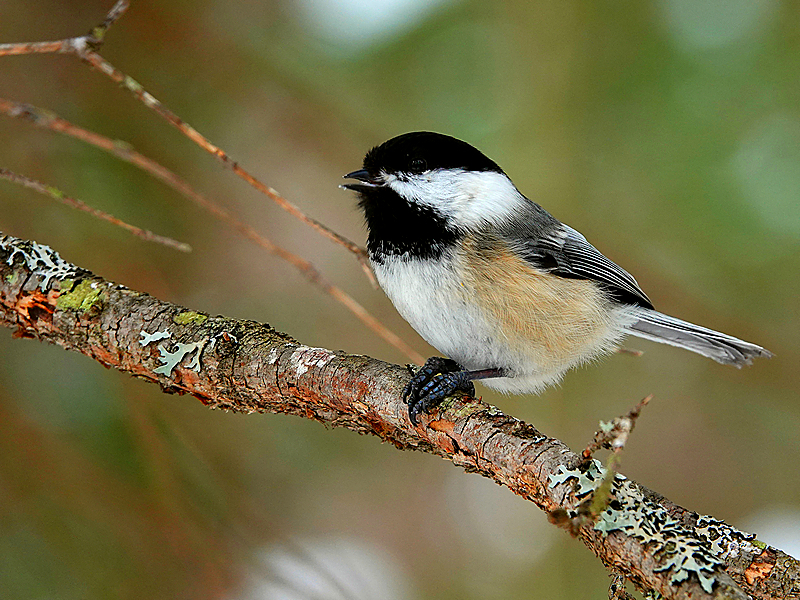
341, 169, 382, 192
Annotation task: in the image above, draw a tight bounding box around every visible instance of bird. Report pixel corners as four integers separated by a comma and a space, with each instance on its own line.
342, 132, 772, 425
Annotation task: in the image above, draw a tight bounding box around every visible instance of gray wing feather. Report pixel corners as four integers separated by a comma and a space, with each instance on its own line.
513, 223, 653, 308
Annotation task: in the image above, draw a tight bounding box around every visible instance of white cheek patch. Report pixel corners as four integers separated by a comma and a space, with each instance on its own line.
384, 169, 526, 230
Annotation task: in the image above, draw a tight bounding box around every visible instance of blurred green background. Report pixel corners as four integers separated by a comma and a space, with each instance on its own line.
1, 1, 798, 598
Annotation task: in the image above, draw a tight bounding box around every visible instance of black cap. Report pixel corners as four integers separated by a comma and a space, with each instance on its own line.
363, 132, 504, 177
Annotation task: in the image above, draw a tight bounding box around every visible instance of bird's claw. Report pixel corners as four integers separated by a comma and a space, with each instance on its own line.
403, 357, 475, 425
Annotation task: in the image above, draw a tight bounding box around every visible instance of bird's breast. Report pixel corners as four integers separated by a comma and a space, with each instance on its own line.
371, 251, 503, 369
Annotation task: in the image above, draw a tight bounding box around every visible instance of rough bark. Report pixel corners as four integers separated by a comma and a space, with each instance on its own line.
1, 232, 797, 600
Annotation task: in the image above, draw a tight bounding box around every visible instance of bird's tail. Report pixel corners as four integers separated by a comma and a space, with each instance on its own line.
627, 308, 773, 367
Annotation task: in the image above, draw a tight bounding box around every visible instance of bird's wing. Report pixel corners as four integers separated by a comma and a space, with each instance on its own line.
514, 224, 653, 308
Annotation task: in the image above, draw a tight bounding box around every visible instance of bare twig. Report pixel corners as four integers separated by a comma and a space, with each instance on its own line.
616, 347, 645, 357
550, 395, 652, 537
92, 0, 130, 40
585, 396, 651, 518
76, 50, 375, 280
0, 40, 68, 55
0, 98, 423, 363
0, 0, 128, 56
583, 395, 651, 459
609, 572, 637, 600
0, 0, 376, 284
0, 168, 191, 252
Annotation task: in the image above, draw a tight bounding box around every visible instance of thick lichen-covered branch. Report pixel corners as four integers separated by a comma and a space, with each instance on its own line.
1, 232, 797, 600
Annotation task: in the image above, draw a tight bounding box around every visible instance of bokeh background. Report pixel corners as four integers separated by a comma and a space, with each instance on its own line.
1, 1, 799, 598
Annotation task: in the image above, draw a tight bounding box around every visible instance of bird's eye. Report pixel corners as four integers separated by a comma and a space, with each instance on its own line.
410, 158, 427, 173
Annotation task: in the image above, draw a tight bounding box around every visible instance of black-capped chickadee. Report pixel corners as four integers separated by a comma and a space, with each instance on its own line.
343, 132, 772, 425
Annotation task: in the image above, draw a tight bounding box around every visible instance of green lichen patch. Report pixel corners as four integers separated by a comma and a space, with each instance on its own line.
173, 311, 208, 326
123, 76, 143, 93
549, 462, 723, 594
139, 329, 171, 346
446, 401, 485, 420
594, 482, 723, 593
549, 459, 621, 497
46, 185, 65, 199
154, 340, 206, 375
695, 515, 765, 559
1, 236, 82, 291
56, 279, 104, 313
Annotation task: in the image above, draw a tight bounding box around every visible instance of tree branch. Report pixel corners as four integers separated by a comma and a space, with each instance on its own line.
0, 167, 191, 252
1, 232, 797, 600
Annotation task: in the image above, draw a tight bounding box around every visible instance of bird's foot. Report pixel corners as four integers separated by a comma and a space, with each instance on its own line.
403, 357, 475, 425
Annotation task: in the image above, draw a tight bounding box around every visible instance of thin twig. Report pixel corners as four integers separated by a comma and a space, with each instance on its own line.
0, 40, 67, 56
585, 395, 651, 517
76, 50, 375, 280
0, 168, 191, 252
609, 572, 637, 600
92, 0, 130, 41
0, 99, 423, 364
582, 395, 651, 459
549, 395, 653, 536
616, 347, 644, 357
0, 1, 376, 285
0, 0, 128, 56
